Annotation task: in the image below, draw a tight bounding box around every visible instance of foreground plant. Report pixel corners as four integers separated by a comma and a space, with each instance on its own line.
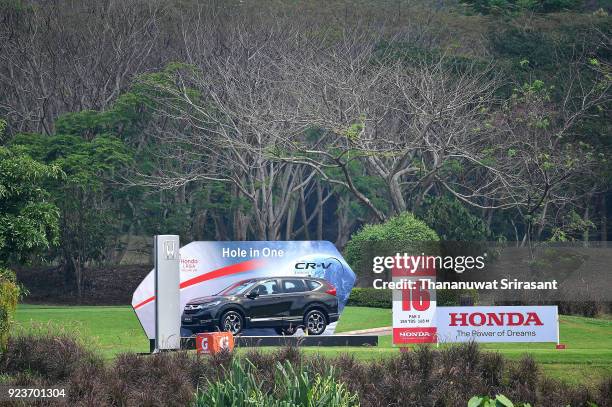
195, 358, 358, 407
0, 268, 19, 351
2, 336, 608, 406
468, 394, 532, 407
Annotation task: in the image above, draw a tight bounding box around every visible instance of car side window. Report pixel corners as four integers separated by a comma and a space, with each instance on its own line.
252, 280, 279, 295
283, 279, 306, 293
306, 280, 322, 291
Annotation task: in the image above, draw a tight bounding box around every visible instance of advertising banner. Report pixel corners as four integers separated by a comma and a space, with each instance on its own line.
436, 306, 559, 343
132, 241, 356, 339
392, 257, 437, 345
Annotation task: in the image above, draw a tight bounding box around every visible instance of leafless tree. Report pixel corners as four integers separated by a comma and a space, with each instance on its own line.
275, 26, 515, 221
132, 15, 321, 240
135, 10, 609, 244
0, 0, 175, 135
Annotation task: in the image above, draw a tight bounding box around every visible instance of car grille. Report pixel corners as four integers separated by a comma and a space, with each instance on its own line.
184, 304, 201, 313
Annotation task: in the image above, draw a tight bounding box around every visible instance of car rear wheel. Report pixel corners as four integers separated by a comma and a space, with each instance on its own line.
221, 311, 243, 335
304, 310, 326, 335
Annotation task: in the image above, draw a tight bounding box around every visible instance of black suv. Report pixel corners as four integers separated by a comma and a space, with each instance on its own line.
181, 277, 339, 336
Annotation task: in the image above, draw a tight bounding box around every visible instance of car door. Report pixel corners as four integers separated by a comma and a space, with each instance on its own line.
245, 279, 290, 327
280, 279, 309, 323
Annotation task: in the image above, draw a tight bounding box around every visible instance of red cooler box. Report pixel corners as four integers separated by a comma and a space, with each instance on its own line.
196, 332, 235, 354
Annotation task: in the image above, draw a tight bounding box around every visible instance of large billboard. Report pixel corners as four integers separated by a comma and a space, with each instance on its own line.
132, 241, 356, 339
436, 306, 559, 343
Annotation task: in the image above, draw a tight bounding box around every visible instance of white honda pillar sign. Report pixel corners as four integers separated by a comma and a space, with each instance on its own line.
436, 306, 559, 343
154, 235, 181, 350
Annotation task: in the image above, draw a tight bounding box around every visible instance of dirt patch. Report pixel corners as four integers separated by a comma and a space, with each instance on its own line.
16, 265, 151, 305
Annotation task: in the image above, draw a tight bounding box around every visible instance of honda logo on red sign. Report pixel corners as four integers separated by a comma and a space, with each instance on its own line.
393, 327, 437, 344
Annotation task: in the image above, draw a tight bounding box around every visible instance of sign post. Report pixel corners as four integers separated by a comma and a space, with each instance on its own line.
154, 235, 181, 351
392, 256, 437, 346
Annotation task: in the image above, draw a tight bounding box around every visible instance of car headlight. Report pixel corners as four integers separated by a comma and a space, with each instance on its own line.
187, 301, 221, 310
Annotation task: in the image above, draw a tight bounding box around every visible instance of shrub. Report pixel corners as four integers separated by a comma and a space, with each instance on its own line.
346, 288, 392, 308
0, 268, 19, 351
107, 352, 200, 406
437, 288, 479, 306
538, 376, 597, 407
479, 352, 505, 388
346, 287, 478, 308
598, 377, 612, 407
0, 332, 101, 382
507, 356, 539, 404
195, 358, 359, 407
462, 0, 582, 14
557, 301, 606, 317
344, 212, 439, 282
0, 338, 609, 407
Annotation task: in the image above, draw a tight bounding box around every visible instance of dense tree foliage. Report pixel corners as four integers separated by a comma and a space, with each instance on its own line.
0, 0, 610, 294
462, 0, 585, 14
0, 139, 60, 264
419, 197, 491, 241
0, 119, 60, 345
10, 131, 131, 295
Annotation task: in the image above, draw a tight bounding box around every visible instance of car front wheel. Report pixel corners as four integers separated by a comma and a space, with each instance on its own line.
221, 311, 243, 335
304, 310, 326, 335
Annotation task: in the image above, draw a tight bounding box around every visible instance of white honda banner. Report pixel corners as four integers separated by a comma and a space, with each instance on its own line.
436, 306, 558, 343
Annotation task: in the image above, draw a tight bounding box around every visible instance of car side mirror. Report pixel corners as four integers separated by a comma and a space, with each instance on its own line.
247, 291, 259, 299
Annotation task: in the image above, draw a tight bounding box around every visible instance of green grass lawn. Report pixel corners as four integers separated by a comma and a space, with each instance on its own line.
334, 306, 392, 333
13, 305, 611, 386
14, 304, 150, 356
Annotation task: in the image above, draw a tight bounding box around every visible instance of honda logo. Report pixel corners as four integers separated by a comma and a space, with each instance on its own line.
164, 240, 177, 260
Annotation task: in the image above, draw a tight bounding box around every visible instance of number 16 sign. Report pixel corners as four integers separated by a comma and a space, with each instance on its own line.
392, 257, 437, 344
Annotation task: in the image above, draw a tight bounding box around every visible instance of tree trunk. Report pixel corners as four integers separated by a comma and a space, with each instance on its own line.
334, 195, 357, 249
338, 161, 386, 223
213, 214, 228, 241
114, 223, 134, 265
71, 256, 83, 300
316, 182, 323, 240
583, 198, 590, 243
299, 187, 310, 240
535, 202, 548, 241
602, 194, 608, 242
285, 198, 296, 240
388, 174, 406, 214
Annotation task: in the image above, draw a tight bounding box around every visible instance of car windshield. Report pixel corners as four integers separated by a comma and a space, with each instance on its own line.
218, 280, 256, 295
